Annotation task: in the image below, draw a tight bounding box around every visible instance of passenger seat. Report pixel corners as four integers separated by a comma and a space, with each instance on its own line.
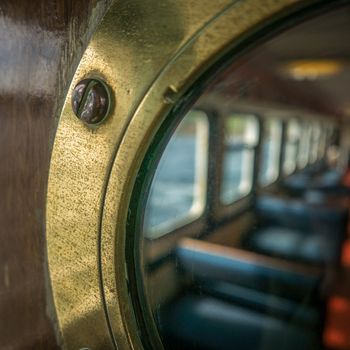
158, 238, 325, 350
244, 195, 348, 266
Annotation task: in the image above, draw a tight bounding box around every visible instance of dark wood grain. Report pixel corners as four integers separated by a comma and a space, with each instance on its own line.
0, 1, 111, 348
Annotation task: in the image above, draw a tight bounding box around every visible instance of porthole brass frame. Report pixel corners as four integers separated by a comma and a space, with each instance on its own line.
46, 0, 333, 349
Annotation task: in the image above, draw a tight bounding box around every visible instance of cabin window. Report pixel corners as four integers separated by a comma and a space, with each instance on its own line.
318, 124, 327, 159
259, 118, 282, 185
310, 123, 321, 163
283, 119, 300, 175
326, 124, 336, 149
220, 114, 258, 204
143, 110, 208, 239
297, 122, 312, 168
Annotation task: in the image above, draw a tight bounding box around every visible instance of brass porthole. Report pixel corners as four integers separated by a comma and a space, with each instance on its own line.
45, 1, 338, 349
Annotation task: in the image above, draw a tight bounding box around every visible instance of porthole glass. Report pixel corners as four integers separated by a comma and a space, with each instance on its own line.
130, 4, 350, 350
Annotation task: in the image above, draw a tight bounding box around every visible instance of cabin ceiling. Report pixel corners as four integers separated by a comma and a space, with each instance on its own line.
223, 4, 350, 120
265, 4, 350, 119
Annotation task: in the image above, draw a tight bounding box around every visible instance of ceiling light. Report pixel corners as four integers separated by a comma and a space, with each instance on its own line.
281, 59, 343, 80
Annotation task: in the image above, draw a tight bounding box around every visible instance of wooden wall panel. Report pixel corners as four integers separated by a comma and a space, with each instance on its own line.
0, 1, 111, 348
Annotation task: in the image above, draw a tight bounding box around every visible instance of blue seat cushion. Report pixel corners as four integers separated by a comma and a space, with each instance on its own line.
160, 295, 321, 350
283, 169, 343, 193
247, 227, 303, 259
299, 235, 338, 264
177, 238, 322, 302
198, 281, 321, 329
255, 194, 348, 235
246, 226, 341, 265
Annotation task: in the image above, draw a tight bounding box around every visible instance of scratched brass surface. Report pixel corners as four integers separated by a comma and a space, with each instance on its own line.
47, 0, 315, 349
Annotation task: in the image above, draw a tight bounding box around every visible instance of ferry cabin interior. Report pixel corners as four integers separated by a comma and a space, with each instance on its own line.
134, 5, 350, 350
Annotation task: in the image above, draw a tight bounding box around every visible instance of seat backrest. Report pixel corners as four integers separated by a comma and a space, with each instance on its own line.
255, 195, 348, 237
176, 238, 323, 303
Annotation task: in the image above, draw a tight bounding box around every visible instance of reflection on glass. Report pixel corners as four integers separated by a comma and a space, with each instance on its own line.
144, 110, 208, 239
221, 115, 258, 204
259, 118, 282, 186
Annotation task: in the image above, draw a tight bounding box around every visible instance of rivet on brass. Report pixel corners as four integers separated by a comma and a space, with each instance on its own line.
72, 78, 111, 125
